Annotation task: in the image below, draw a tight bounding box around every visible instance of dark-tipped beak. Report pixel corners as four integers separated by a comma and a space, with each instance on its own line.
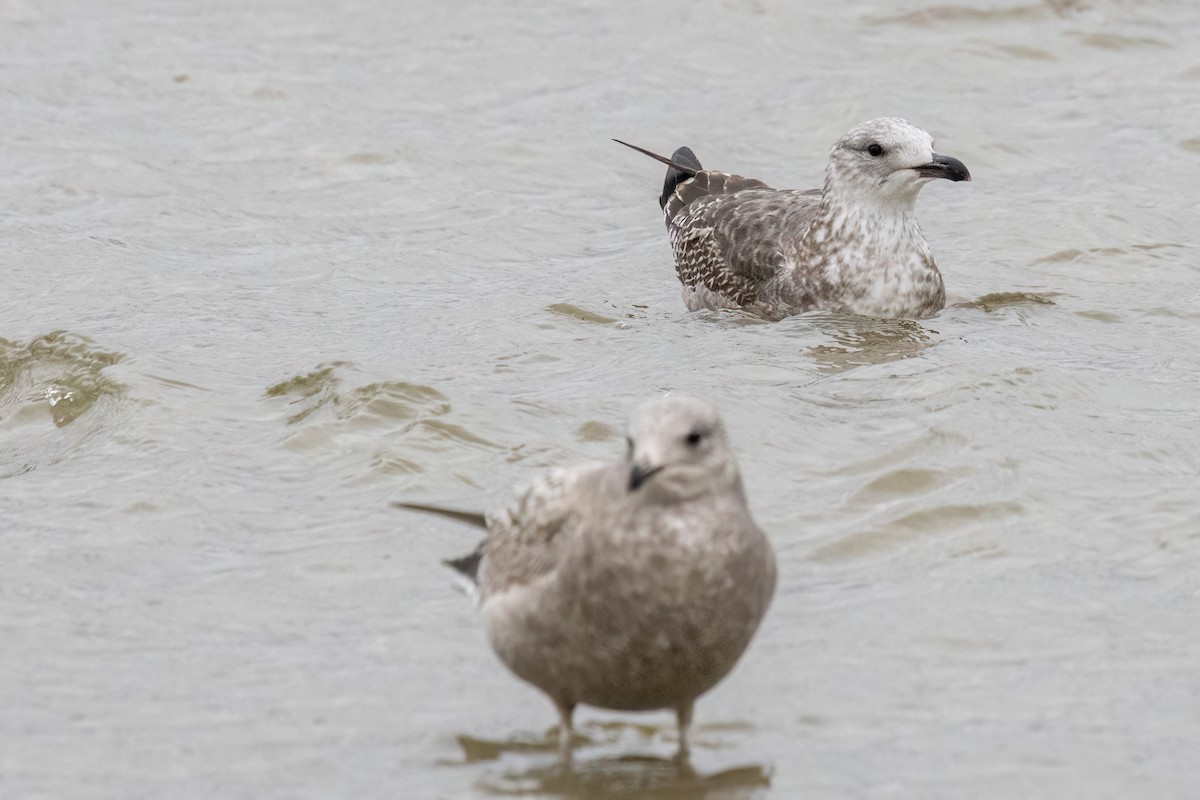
629, 463, 664, 491
917, 152, 971, 182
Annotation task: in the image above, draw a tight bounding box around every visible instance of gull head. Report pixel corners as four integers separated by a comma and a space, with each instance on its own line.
625, 395, 740, 501
825, 117, 970, 208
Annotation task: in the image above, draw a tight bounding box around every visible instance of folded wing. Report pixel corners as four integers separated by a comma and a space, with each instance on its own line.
666, 174, 821, 307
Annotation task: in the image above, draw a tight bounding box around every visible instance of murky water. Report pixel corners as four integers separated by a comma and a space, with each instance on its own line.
3, 0, 1199, 797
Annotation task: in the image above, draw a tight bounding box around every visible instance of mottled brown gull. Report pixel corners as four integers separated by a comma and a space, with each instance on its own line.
616, 117, 971, 320
396, 396, 776, 756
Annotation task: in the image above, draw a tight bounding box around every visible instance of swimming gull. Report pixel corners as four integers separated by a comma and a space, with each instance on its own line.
396, 396, 776, 756
616, 117, 971, 320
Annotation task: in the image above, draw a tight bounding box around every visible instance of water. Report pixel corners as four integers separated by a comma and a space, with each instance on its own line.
2, 0, 1199, 797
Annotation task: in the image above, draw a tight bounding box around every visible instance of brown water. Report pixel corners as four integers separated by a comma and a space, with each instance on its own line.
3, 1, 1199, 797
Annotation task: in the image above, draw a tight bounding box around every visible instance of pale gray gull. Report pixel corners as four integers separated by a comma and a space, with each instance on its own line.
616, 117, 971, 320
396, 396, 776, 756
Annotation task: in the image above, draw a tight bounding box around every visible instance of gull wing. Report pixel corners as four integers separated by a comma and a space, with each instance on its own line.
666, 176, 821, 307
480, 464, 613, 598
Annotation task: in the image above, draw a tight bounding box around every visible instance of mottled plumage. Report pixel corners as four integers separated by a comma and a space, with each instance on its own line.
396, 396, 776, 756
620, 118, 971, 320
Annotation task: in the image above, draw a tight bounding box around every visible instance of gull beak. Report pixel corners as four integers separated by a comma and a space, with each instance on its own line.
917, 152, 971, 182
629, 462, 664, 491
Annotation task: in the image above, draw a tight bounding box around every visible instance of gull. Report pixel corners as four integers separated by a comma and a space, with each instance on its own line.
396, 396, 776, 757
616, 117, 971, 320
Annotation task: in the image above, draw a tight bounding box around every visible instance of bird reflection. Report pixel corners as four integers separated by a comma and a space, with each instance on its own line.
453, 723, 771, 799
804, 315, 933, 374
951, 291, 1056, 314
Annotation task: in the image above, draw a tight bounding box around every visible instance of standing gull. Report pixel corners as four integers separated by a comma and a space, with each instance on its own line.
396, 396, 776, 756
616, 117, 971, 320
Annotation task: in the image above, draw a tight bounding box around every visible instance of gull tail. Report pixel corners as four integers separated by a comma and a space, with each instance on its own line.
613, 139, 703, 210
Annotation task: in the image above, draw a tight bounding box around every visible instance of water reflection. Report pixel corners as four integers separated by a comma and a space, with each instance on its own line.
952, 291, 1057, 313
0, 331, 124, 428
866, 0, 1085, 26
803, 315, 934, 374
476, 757, 770, 799
264, 361, 452, 428
798, 292, 1061, 373
454, 724, 771, 799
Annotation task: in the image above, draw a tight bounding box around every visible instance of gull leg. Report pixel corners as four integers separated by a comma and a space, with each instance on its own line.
675, 701, 694, 759
555, 700, 576, 755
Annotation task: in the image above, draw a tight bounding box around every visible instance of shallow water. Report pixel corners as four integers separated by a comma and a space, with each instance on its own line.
2, 0, 1199, 797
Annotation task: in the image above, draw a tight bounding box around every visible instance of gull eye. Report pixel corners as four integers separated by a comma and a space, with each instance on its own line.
867, 143, 884, 157
625, 436, 634, 455
685, 430, 704, 447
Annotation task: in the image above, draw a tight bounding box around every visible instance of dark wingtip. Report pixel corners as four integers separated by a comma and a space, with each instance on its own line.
661, 146, 702, 209
669, 146, 702, 171
613, 139, 703, 208
443, 549, 483, 582
392, 501, 488, 529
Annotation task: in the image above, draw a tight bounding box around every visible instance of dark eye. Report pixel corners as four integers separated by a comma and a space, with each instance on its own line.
625, 436, 634, 454
685, 431, 704, 447
867, 143, 884, 157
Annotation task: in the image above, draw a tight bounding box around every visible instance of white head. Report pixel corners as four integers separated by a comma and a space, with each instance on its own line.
824, 117, 970, 208
624, 395, 741, 502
